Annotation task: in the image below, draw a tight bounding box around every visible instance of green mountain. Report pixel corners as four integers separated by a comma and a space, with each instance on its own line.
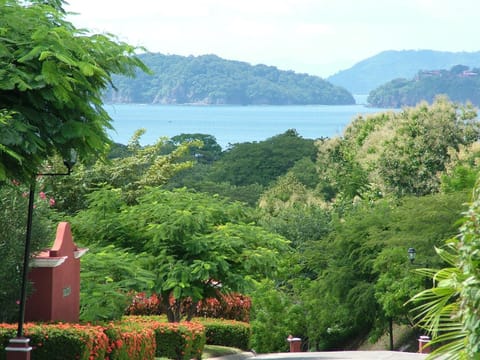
327, 50, 480, 94
367, 64, 480, 108
104, 53, 355, 105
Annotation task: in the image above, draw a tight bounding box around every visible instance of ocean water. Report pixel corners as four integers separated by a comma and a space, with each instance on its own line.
105, 103, 388, 149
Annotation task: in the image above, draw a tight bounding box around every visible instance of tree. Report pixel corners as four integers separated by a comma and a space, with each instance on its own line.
376, 98, 478, 196
210, 129, 317, 187
0, 183, 55, 322
40, 130, 199, 214
79, 245, 155, 322
71, 187, 291, 322
0, 0, 148, 183
410, 182, 480, 359
169, 133, 223, 164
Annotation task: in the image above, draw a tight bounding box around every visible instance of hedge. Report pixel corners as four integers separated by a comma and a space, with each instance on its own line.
196, 318, 251, 350
123, 316, 206, 360
0, 323, 109, 360
0, 317, 245, 359
104, 321, 156, 360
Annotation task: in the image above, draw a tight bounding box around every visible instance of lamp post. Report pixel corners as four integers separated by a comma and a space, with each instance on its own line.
407, 247, 432, 354
6, 151, 77, 360
408, 247, 416, 264
388, 248, 425, 351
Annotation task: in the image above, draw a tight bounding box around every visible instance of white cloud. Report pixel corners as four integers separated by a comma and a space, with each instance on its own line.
65, 0, 480, 77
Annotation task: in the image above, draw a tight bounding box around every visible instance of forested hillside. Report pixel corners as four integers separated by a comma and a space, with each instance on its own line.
5, 97, 479, 353
368, 65, 480, 108
328, 50, 480, 94
103, 53, 355, 105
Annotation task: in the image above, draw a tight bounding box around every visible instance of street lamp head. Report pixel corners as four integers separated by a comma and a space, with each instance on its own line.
408, 247, 416, 264
63, 149, 77, 174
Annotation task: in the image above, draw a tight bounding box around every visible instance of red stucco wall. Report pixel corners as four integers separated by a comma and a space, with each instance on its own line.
25, 222, 84, 323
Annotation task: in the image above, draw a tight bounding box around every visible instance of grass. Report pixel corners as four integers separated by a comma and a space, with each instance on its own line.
155, 345, 243, 360
202, 345, 244, 358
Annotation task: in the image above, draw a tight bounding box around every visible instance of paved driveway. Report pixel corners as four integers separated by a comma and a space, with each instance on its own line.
214, 351, 428, 360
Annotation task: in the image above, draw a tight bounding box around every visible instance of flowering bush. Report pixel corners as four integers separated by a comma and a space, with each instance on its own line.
125, 292, 163, 316
123, 316, 206, 360
104, 321, 156, 360
196, 318, 251, 350
126, 291, 251, 322
0, 322, 109, 360
197, 293, 252, 322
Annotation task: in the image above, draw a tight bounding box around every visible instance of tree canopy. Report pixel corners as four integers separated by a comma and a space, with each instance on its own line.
0, 0, 148, 183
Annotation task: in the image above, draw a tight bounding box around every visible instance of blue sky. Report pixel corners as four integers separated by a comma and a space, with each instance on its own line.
65, 0, 479, 78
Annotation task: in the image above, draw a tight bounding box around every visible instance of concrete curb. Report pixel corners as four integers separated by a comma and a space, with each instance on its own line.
210, 351, 428, 360
208, 352, 255, 360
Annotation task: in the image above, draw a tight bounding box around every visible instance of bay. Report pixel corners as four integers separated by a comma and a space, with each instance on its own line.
105, 102, 389, 149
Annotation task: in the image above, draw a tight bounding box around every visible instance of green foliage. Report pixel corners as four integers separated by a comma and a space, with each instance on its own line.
411, 183, 480, 359
169, 133, 223, 164
0, 183, 55, 322
103, 322, 156, 360
104, 53, 355, 105
315, 137, 371, 201
79, 245, 155, 322
196, 318, 251, 350
376, 98, 479, 196
122, 317, 206, 360
324, 97, 480, 198
72, 186, 290, 322
0, 0, 148, 183
259, 182, 331, 278
0, 323, 109, 360
210, 130, 317, 187
250, 280, 304, 353
41, 132, 198, 215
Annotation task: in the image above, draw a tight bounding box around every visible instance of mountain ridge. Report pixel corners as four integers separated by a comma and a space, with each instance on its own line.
104, 53, 355, 105
327, 49, 480, 94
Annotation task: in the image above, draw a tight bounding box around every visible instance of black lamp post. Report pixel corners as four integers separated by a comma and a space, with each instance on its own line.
7, 151, 76, 360
407, 247, 432, 354
408, 247, 416, 264
388, 247, 422, 351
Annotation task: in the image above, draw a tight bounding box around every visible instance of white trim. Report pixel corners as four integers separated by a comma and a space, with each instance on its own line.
74, 248, 89, 259
9, 338, 30, 344
5, 346, 32, 352
30, 256, 68, 268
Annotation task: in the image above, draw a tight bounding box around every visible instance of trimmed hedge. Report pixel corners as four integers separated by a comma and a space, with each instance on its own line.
0, 323, 109, 360
196, 318, 251, 350
0, 317, 246, 359
104, 321, 156, 360
123, 316, 206, 360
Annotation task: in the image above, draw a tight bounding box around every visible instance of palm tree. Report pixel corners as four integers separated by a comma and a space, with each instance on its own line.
409, 183, 480, 359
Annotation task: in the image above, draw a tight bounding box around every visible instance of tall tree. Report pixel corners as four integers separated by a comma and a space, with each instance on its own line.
71, 187, 291, 322
0, 0, 148, 183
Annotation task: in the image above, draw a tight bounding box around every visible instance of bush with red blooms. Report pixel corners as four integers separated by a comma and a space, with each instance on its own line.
0, 322, 109, 360
123, 316, 206, 360
125, 292, 251, 322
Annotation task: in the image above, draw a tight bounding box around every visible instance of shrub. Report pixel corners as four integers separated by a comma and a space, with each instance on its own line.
104, 321, 156, 360
123, 316, 206, 360
196, 318, 251, 350
0, 323, 109, 360
126, 291, 251, 322
197, 293, 251, 322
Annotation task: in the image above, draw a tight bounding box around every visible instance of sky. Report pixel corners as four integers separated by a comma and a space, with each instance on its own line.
65, 0, 480, 78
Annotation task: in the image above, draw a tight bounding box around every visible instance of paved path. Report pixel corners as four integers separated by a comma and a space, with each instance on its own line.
212, 351, 428, 360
